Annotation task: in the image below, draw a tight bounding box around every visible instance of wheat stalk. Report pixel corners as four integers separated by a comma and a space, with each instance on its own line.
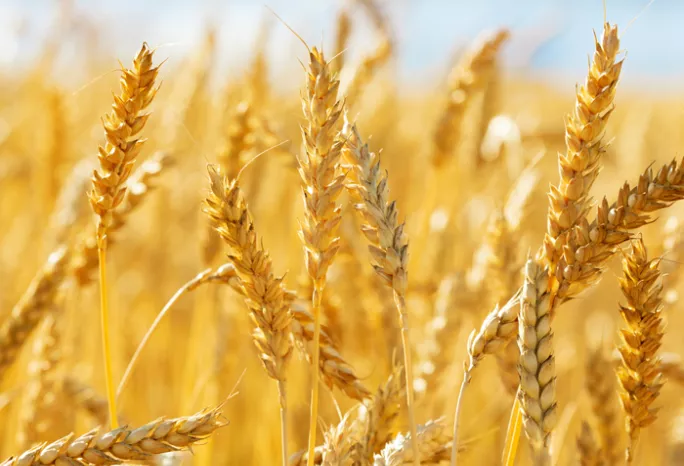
289, 302, 370, 400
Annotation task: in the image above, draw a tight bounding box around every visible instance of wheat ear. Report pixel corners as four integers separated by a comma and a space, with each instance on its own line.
342, 119, 419, 466
87, 43, 160, 429
205, 165, 293, 465
616, 239, 664, 464
297, 46, 346, 466
0, 246, 70, 382
518, 258, 557, 465
0, 406, 226, 465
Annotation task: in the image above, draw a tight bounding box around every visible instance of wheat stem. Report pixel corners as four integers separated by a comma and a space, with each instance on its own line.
96, 232, 117, 429
117, 265, 237, 401
278, 379, 289, 466
394, 293, 420, 466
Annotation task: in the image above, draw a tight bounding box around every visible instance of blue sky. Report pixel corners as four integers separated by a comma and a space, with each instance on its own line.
0, 1, 682, 89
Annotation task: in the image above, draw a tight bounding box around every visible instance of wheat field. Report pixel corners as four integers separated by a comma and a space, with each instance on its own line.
1, 1, 684, 465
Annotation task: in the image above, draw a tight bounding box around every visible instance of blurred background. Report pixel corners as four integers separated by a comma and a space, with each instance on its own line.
1, 0, 683, 89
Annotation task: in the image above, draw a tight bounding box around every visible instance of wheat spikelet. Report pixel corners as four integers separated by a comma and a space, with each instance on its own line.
586, 347, 621, 465
518, 258, 556, 464
415, 273, 480, 401
0, 246, 70, 381
540, 23, 622, 277
432, 28, 510, 169
0, 406, 226, 465
576, 421, 603, 466
373, 419, 452, 466
484, 209, 525, 395
616, 238, 664, 464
